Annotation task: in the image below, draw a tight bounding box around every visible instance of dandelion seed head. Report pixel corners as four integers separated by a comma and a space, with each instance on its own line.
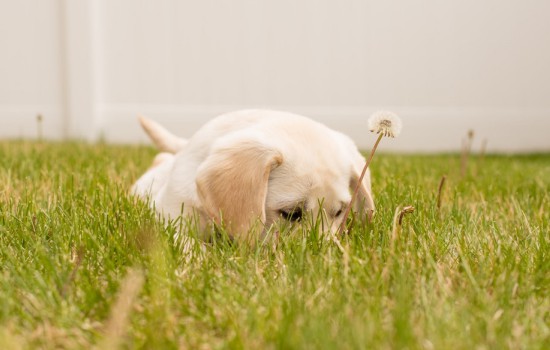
368, 111, 402, 138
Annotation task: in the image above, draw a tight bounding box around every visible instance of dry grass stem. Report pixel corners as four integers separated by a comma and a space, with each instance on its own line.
60, 246, 85, 298
98, 268, 144, 350
437, 175, 447, 210
382, 205, 414, 281
391, 205, 415, 239
36, 114, 43, 141
460, 129, 475, 178
398, 206, 415, 226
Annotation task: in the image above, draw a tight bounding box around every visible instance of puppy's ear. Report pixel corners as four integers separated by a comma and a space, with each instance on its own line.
196, 140, 283, 242
350, 154, 375, 222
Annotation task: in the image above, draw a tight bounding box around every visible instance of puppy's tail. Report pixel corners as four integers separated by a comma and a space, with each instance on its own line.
139, 115, 188, 153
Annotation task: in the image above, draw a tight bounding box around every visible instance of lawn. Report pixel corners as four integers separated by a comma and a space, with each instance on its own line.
0, 141, 548, 349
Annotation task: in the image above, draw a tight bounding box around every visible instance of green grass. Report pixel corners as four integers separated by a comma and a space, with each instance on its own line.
0, 140, 548, 349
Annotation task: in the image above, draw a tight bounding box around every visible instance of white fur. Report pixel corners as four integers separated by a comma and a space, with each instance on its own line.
132, 110, 374, 242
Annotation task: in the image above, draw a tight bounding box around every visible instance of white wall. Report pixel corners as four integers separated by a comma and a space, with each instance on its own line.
0, 0, 65, 138
1, 0, 549, 152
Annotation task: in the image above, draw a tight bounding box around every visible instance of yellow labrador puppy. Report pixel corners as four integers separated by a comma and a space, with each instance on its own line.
132, 110, 374, 243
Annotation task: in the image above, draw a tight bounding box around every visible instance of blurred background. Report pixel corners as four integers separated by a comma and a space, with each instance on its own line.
1, 0, 549, 152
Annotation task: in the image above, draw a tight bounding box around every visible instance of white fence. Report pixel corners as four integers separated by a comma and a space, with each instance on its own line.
1, 0, 549, 152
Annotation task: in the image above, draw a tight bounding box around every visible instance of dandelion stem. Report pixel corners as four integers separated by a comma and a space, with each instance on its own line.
339, 132, 384, 235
